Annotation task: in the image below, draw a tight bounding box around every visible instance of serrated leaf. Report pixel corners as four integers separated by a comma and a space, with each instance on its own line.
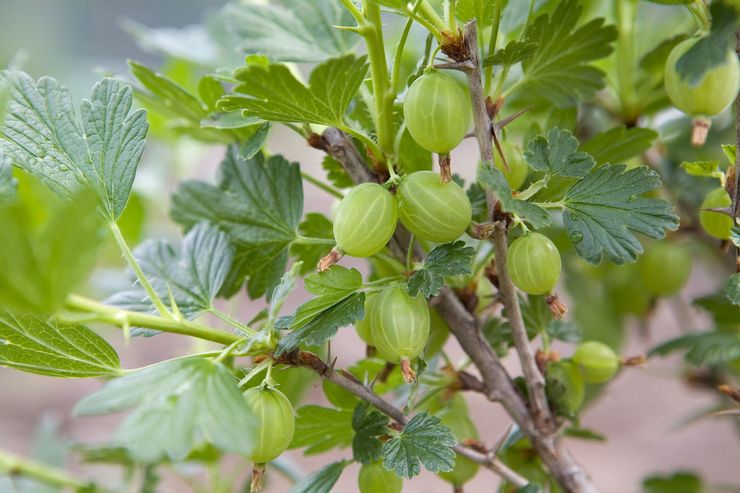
268, 263, 302, 326
122, 19, 221, 67
407, 241, 475, 297
477, 164, 551, 229
171, 147, 303, 299
580, 126, 658, 167
680, 160, 723, 180
220, 55, 368, 127
455, 0, 498, 26
289, 405, 354, 455
675, 2, 739, 85
381, 412, 455, 479
107, 222, 232, 320
75, 356, 256, 462
288, 460, 349, 493
219, 0, 358, 63
694, 294, 740, 332
643, 472, 703, 493
352, 402, 390, 464
516, 0, 617, 107
563, 427, 606, 441
0, 71, 148, 221
525, 128, 595, 178
292, 266, 364, 327
0, 310, 121, 378
722, 144, 736, 165
563, 164, 679, 264
0, 151, 15, 206
483, 40, 538, 67
547, 320, 582, 343
725, 273, 740, 306
639, 34, 689, 74
650, 331, 740, 366
321, 155, 353, 189
731, 227, 740, 249
239, 122, 271, 159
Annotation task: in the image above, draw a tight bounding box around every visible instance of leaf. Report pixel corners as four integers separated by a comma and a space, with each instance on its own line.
268, 263, 302, 326
725, 274, 740, 306
643, 471, 703, 493
218, 0, 358, 63
722, 144, 736, 165
0, 151, 15, 206
517, 0, 617, 107
694, 294, 740, 332
352, 403, 390, 464
381, 412, 455, 479
483, 40, 538, 67
288, 461, 349, 493
731, 226, 740, 249
563, 164, 679, 264
0, 71, 148, 221
477, 164, 551, 229
107, 222, 232, 320
563, 427, 606, 441
524, 128, 595, 178
579, 126, 658, 167
275, 292, 365, 356
680, 160, 723, 180
74, 356, 256, 462
455, 0, 498, 26
291, 266, 364, 328
289, 405, 354, 455
675, 2, 739, 85
547, 320, 582, 343
219, 55, 368, 127
121, 19, 221, 67
0, 310, 121, 378
171, 147, 303, 299
291, 213, 334, 276
321, 155, 353, 189
649, 331, 740, 366
0, 189, 105, 314
239, 122, 271, 159
407, 241, 475, 297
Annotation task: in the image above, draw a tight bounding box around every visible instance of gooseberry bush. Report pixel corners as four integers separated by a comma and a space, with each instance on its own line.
0, 0, 739, 492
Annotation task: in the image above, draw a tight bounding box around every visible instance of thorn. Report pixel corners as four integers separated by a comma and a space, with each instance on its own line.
494, 106, 534, 132
333, 24, 361, 33
492, 131, 509, 172
701, 206, 736, 218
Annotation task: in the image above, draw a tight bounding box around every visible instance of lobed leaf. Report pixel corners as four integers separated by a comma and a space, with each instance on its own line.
579, 126, 658, 167
288, 461, 349, 493
524, 128, 595, 178
407, 241, 475, 298
290, 405, 354, 455
477, 164, 551, 229
381, 412, 455, 479
483, 40, 538, 67
352, 403, 390, 464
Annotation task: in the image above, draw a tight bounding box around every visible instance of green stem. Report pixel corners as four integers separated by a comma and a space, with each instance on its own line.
614, 0, 639, 122
392, 0, 425, 94
0, 450, 89, 491
484, 0, 503, 95
445, 0, 457, 33
294, 236, 336, 246
406, 233, 416, 270
515, 177, 549, 201
338, 123, 384, 159
338, 0, 363, 20
109, 222, 171, 318
687, 1, 711, 32
418, 0, 447, 32
209, 308, 256, 336
300, 171, 344, 199
65, 295, 240, 346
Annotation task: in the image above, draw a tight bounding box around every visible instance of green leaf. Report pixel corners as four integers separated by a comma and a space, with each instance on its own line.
649, 331, 740, 366
289, 405, 354, 455
517, 0, 617, 107
288, 461, 349, 493
0, 72, 148, 221
321, 155, 353, 189
407, 241, 475, 297
0, 310, 121, 378
381, 412, 455, 479
455, 0, 498, 26
276, 292, 365, 356
680, 160, 723, 180
694, 294, 740, 332
0, 151, 15, 206
219, 55, 368, 127
219, 0, 358, 63
722, 144, 736, 165
563, 427, 606, 441
239, 122, 272, 160
292, 266, 365, 327
725, 274, 740, 306
580, 126, 658, 167
477, 164, 551, 229
75, 356, 256, 462
107, 222, 233, 321
563, 164, 679, 264
352, 402, 390, 464
291, 213, 334, 276
171, 147, 303, 299
525, 128, 595, 178
547, 320, 582, 343
731, 226, 740, 249
643, 471, 703, 493
675, 2, 739, 85
121, 19, 221, 67
130, 60, 206, 123
0, 189, 105, 314
483, 40, 538, 67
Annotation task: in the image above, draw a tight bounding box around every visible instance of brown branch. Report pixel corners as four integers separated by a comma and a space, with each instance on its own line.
275, 350, 527, 487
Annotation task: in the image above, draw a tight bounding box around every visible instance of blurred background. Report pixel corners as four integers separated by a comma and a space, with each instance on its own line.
0, 1, 739, 492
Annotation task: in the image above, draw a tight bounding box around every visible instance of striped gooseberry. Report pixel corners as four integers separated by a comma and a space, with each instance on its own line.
437, 397, 480, 486
507, 232, 562, 295
699, 187, 733, 240
546, 361, 585, 415
242, 385, 295, 464
638, 241, 692, 296
358, 462, 402, 493
497, 141, 529, 190
403, 71, 472, 154
397, 170, 472, 243
333, 183, 398, 257
571, 341, 619, 384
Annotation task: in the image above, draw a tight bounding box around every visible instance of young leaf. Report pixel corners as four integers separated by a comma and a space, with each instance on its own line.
171, 147, 303, 298
107, 222, 233, 320
381, 412, 455, 479
477, 164, 551, 229
650, 331, 740, 366
524, 128, 595, 178
725, 273, 740, 306
0, 311, 121, 378
643, 471, 703, 493
680, 161, 723, 180
407, 241, 475, 298
219, 0, 358, 63
0, 152, 15, 206
219, 55, 368, 127
455, 0, 496, 26
288, 460, 350, 493
75, 356, 256, 462
352, 402, 390, 464
0, 71, 148, 221
484, 40, 538, 67
516, 0, 617, 107
289, 405, 354, 455
321, 155, 353, 189
562, 164, 679, 264
579, 126, 658, 167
